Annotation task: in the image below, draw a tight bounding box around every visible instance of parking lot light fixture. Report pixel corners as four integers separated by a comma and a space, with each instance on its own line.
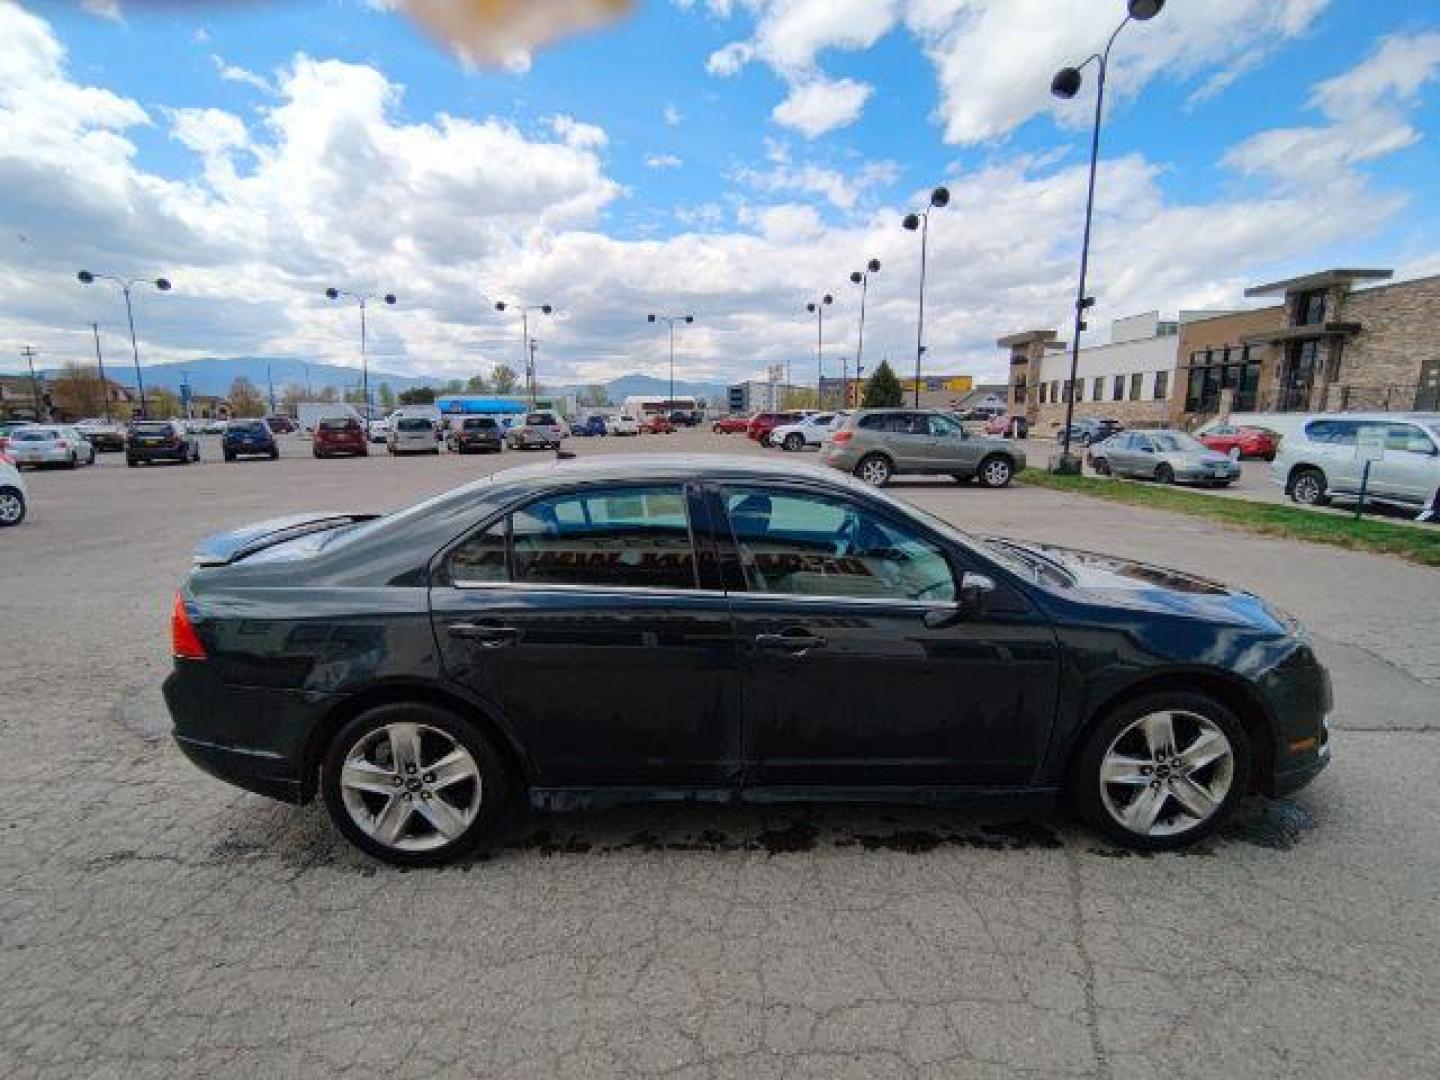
1049, 0, 1165, 473
902, 187, 949, 408
848, 259, 881, 408
805, 295, 834, 409
495, 301, 554, 405
325, 287, 397, 420
77, 270, 172, 419
648, 313, 695, 417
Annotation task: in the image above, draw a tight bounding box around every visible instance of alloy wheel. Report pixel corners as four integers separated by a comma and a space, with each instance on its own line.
980, 458, 1012, 487
1293, 471, 1324, 506
338, 722, 483, 853
1098, 710, 1235, 839
0, 490, 23, 525
856, 456, 891, 486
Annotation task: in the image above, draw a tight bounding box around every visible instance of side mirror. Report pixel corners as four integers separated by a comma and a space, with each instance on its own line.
923, 573, 995, 627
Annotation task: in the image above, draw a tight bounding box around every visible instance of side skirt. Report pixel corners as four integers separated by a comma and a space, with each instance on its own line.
529, 785, 1059, 813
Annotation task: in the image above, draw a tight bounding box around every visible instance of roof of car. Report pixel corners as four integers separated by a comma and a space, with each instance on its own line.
478, 453, 866, 494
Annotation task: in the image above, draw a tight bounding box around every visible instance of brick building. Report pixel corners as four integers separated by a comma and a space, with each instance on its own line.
1175, 268, 1440, 425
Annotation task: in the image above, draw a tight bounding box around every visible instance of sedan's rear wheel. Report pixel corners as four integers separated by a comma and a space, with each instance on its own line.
1092, 457, 1110, 476
977, 455, 1014, 488
1074, 692, 1249, 851
0, 486, 25, 526
855, 454, 892, 487
1155, 463, 1175, 485
782, 433, 804, 452
322, 703, 511, 867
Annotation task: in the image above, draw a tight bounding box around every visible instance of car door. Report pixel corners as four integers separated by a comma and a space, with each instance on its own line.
429, 482, 743, 788
713, 482, 1059, 787
924, 413, 978, 474
878, 412, 932, 471
1373, 422, 1439, 507
1104, 434, 1137, 476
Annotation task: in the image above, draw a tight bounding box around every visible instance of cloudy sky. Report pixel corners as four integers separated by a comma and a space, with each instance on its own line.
2, 0, 1439, 389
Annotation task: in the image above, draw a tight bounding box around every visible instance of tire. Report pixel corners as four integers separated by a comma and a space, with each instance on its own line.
432, 447, 441, 456
977, 455, 1014, 488
269, 449, 279, 460
126, 457, 138, 468
66, 453, 78, 470
224, 451, 236, 462
1072, 691, 1251, 852
320, 702, 513, 867
1155, 463, 1175, 485
760, 434, 773, 448
782, 433, 804, 452
854, 454, 892, 487
313, 449, 323, 459
1092, 457, 1110, 476
0, 486, 25, 527
1290, 467, 1328, 507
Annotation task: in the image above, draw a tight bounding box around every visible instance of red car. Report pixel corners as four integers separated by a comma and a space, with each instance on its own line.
1198, 424, 1279, 460
983, 414, 1030, 438
712, 414, 752, 434
746, 411, 804, 445
641, 414, 675, 434
312, 417, 369, 458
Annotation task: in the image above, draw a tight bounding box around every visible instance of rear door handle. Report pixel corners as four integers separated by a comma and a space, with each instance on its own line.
755, 632, 827, 655
448, 623, 520, 648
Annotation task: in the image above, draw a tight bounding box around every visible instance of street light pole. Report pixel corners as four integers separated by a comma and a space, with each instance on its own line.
495, 301, 554, 406
77, 270, 172, 419
903, 188, 950, 408
647, 313, 695, 413
325, 287, 396, 420
805, 295, 833, 409
1049, 0, 1165, 471
849, 259, 881, 408
91, 323, 110, 422
21, 346, 42, 420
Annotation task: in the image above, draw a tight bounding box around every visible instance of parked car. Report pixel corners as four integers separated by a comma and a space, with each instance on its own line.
984, 414, 1030, 439
820, 409, 1025, 488
75, 418, 127, 452
570, 415, 609, 437
126, 419, 201, 466
312, 417, 369, 458
958, 406, 1006, 423
8, 425, 96, 469
669, 409, 700, 427
0, 454, 28, 526
446, 417, 504, 454
609, 413, 640, 436
1090, 430, 1240, 486
222, 419, 279, 462
770, 412, 846, 452
1271, 413, 1440, 518
389, 416, 441, 456
166, 454, 1333, 865
747, 411, 805, 446
506, 412, 565, 450
712, 414, 752, 434
367, 418, 390, 443
641, 414, 676, 434
202, 419, 228, 435
264, 414, 298, 435
0, 420, 35, 456
1197, 423, 1280, 461
1060, 418, 1126, 447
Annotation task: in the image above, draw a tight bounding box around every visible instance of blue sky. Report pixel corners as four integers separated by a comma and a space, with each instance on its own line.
4, 0, 1440, 387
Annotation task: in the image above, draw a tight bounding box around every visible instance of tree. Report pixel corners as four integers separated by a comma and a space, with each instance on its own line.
780, 387, 819, 410
442, 379, 465, 394
399, 386, 437, 406
316, 385, 339, 403
50, 362, 107, 419
490, 364, 519, 395
465, 374, 489, 394
861, 360, 903, 408
578, 384, 608, 407
377, 382, 396, 409
280, 383, 305, 415
148, 387, 182, 418
228, 376, 266, 418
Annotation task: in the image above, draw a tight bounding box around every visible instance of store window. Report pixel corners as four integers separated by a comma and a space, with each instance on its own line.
1153, 371, 1170, 401
1112, 375, 1125, 402
1129, 373, 1143, 401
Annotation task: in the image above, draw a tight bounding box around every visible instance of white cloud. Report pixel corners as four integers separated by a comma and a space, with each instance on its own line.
663, 103, 683, 126
80, 0, 122, 22
706, 41, 752, 76
733, 159, 897, 210
772, 77, 873, 138
645, 153, 684, 169
192, 28, 210, 44
210, 54, 274, 95
550, 114, 608, 149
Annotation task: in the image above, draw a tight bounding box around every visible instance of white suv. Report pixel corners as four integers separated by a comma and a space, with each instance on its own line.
0, 453, 28, 526
1271, 413, 1440, 520
770, 411, 847, 452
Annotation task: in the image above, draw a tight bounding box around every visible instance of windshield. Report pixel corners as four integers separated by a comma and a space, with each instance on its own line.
1151, 432, 1209, 454
14, 429, 58, 441
397, 418, 432, 431
229, 422, 267, 434
131, 423, 172, 435
464, 419, 496, 430
318, 419, 355, 431
526, 414, 554, 425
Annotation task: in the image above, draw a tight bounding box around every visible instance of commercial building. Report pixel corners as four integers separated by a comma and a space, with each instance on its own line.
1175, 269, 1440, 425
1000, 312, 1182, 431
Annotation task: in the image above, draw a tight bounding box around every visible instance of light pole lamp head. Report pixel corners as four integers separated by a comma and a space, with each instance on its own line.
1051, 66, 1083, 99
930, 186, 950, 209
902, 212, 921, 231
77, 270, 95, 284
806, 302, 816, 313
850, 271, 863, 284
822, 294, 833, 305
684, 315, 693, 324
383, 293, 396, 305
1128, 0, 1164, 19
325, 287, 340, 300
648, 313, 656, 323
867, 258, 881, 273
494, 300, 507, 312
541, 304, 553, 315
155, 278, 172, 292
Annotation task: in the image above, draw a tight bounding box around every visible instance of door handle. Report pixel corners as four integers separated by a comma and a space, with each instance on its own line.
755, 631, 827, 655
448, 623, 520, 648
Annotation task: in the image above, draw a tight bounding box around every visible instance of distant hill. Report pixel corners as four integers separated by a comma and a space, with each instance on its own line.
20, 357, 733, 406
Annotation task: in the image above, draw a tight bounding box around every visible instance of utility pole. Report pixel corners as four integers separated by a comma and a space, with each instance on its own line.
528, 339, 540, 406
21, 346, 43, 420
266, 363, 276, 414
178, 369, 193, 419
91, 324, 111, 422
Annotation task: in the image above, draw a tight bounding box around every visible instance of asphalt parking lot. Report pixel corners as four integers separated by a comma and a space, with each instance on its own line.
2, 430, 1438, 1079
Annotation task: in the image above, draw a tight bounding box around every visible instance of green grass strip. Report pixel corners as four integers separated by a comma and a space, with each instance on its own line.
1019, 469, 1440, 568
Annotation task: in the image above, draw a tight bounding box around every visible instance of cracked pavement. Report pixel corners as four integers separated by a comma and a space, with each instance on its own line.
2, 431, 1437, 1079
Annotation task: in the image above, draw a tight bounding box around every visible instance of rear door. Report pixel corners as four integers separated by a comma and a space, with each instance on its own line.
429, 482, 743, 788
713, 481, 1059, 787
1105, 434, 1138, 476
924, 413, 979, 474
1373, 422, 1439, 507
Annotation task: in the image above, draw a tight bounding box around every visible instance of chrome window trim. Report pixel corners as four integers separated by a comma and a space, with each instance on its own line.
446, 579, 954, 609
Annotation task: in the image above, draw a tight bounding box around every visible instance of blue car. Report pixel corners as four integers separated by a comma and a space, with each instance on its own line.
570, 414, 608, 437
222, 419, 279, 461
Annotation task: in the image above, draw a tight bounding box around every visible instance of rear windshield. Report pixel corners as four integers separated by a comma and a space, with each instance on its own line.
527, 413, 555, 426
131, 422, 173, 435
463, 418, 497, 430
318, 419, 356, 431
14, 429, 58, 441
397, 418, 433, 431
229, 421, 267, 434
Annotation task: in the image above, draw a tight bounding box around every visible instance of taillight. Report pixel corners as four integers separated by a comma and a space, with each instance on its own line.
832, 431, 853, 444
0, 452, 12, 465
171, 593, 207, 660
55, 439, 69, 450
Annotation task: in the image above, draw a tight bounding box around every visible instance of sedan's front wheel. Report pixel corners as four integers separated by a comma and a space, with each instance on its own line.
854, 454, 892, 487
0, 486, 25, 526
322, 703, 512, 867
1074, 692, 1250, 851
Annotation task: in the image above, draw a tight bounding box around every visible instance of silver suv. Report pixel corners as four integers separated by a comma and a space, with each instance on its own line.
1271, 413, 1440, 519
819, 408, 1025, 487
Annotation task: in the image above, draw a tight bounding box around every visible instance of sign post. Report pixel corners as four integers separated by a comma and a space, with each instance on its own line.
1354, 427, 1386, 520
